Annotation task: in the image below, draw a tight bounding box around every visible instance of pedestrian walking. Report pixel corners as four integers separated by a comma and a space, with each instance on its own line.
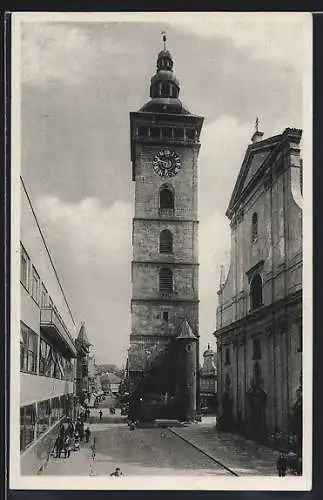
90, 440, 96, 460
79, 422, 85, 441
85, 427, 91, 443
59, 423, 65, 439
67, 422, 74, 438
110, 467, 123, 477
74, 432, 80, 452
64, 436, 72, 458
277, 452, 288, 477
56, 435, 64, 458
99, 410, 103, 421
53, 436, 60, 457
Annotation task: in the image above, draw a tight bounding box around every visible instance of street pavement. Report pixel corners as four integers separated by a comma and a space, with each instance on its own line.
41, 405, 283, 477
170, 417, 281, 476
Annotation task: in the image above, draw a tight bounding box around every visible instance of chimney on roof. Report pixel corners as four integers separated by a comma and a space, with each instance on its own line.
251, 117, 264, 144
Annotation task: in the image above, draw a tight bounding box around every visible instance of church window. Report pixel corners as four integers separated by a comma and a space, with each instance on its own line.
159, 268, 173, 292
159, 229, 173, 253
251, 212, 258, 242
163, 311, 169, 322
250, 273, 263, 310
224, 348, 230, 365
252, 338, 262, 360
159, 186, 174, 211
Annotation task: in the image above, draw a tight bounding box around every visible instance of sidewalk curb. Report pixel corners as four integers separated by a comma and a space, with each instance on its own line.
168, 427, 239, 476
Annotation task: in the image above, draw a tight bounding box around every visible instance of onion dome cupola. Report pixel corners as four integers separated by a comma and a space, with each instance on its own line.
140, 32, 190, 114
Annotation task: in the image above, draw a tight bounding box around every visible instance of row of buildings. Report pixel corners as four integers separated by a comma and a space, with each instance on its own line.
19, 178, 102, 474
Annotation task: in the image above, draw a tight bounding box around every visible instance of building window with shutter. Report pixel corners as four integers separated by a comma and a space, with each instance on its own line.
159, 229, 173, 253
251, 212, 258, 243
159, 268, 173, 293
159, 185, 175, 213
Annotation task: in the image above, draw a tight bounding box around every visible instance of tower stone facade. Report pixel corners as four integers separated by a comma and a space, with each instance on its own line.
128, 38, 204, 419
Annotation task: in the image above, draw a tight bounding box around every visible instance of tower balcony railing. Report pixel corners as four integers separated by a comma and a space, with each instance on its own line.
40, 307, 76, 357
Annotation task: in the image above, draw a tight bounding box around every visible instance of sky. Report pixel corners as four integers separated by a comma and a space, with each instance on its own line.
19, 13, 307, 365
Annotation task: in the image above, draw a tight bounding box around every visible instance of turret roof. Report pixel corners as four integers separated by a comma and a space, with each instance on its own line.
176, 320, 198, 341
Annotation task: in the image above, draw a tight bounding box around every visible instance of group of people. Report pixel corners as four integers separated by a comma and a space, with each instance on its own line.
276, 452, 288, 477
52, 417, 92, 459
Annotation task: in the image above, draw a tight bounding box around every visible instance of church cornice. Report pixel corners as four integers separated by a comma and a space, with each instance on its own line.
213, 289, 302, 339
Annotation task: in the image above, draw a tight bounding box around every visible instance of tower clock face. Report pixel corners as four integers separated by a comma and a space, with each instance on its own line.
152, 149, 181, 177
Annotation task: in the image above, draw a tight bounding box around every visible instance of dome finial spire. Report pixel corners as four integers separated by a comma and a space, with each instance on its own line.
161, 30, 167, 50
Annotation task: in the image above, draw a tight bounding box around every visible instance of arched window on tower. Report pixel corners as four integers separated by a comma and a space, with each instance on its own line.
250, 273, 263, 310
251, 212, 258, 243
159, 185, 174, 215
159, 268, 173, 293
159, 230, 173, 253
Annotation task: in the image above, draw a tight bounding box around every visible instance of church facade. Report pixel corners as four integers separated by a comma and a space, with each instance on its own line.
127, 38, 204, 420
214, 127, 303, 451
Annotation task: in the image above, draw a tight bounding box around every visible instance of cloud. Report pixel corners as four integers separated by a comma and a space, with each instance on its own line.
198, 115, 252, 218
34, 195, 133, 365
21, 22, 129, 86
171, 14, 309, 70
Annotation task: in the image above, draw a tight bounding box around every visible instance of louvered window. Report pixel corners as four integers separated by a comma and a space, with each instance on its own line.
159, 188, 174, 210
159, 268, 173, 292
159, 230, 173, 253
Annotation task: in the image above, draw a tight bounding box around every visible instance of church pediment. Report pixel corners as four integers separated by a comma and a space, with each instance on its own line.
226, 128, 302, 219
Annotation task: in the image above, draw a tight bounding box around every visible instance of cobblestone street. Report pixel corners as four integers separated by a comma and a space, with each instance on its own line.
41, 407, 284, 477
